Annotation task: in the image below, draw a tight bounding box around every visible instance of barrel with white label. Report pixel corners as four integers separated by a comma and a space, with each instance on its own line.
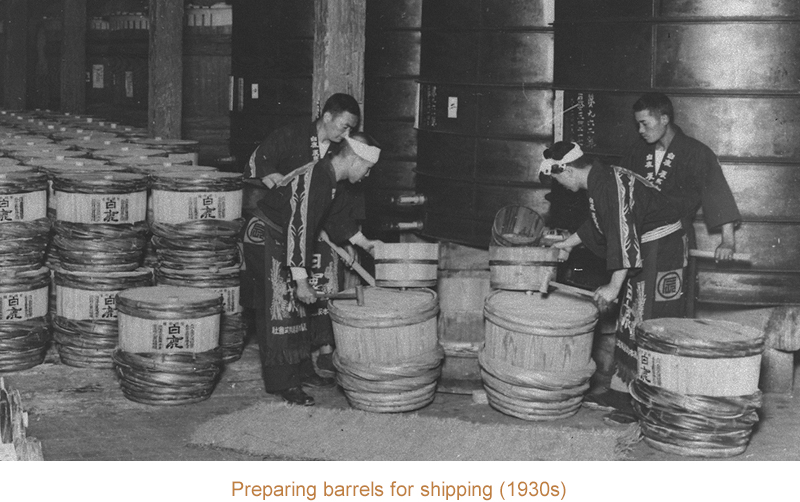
150, 171, 244, 238
155, 266, 245, 363
0, 267, 51, 372
52, 172, 148, 272
53, 267, 153, 368
632, 318, 764, 458
0, 170, 50, 270
480, 289, 598, 420
113, 286, 225, 406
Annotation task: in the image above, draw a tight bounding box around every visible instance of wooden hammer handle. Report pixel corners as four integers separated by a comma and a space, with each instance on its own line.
320, 231, 376, 287
689, 250, 751, 262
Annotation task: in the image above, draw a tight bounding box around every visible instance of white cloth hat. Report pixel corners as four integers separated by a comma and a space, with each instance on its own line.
346, 136, 381, 164
538, 142, 584, 177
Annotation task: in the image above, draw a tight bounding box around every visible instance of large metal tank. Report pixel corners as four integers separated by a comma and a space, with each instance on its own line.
363, 0, 422, 239
415, 0, 555, 246
229, 0, 313, 166
554, 0, 800, 305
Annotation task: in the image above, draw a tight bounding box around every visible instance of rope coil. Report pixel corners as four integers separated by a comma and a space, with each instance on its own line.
630, 378, 762, 458
112, 348, 224, 406
150, 171, 242, 192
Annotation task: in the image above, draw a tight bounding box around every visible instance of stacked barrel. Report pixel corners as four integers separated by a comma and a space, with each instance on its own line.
331, 242, 443, 412
0, 109, 206, 374
113, 285, 225, 405
632, 318, 764, 457
479, 206, 598, 420
0, 157, 51, 371
149, 171, 246, 363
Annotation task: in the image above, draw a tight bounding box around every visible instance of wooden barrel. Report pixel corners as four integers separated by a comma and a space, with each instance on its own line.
0, 267, 51, 372
491, 205, 545, 247
632, 317, 765, 457
480, 289, 598, 420
53, 172, 148, 225
53, 267, 153, 368
116, 286, 222, 354
329, 287, 443, 412
489, 245, 559, 293
636, 318, 764, 397
113, 286, 225, 407
374, 242, 439, 288
155, 266, 245, 363
150, 171, 243, 229
437, 269, 490, 382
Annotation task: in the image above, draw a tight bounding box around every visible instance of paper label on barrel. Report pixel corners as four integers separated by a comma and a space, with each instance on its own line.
0, 286, 48, 322
638, 348, 762, 397
152, 190, 243, 223
118, 313, 219, 353
0, 190, 47, 222
55, 191, 147, 224
56, 285, 119, 320
217, 286, 241, 314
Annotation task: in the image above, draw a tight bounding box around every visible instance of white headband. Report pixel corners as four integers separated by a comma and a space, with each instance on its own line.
346, 136, 381, 164
538, 143, 584, 177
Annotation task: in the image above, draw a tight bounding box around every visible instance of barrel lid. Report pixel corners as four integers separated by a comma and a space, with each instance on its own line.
29, 158, 110, 168
52, 172, 148, 192
50, 130, 120, 141
485, 289, 598, 330
117, 285, 222, 311
128, 164, 217, 174
329, 287, 438, 321
0, 165, 35, 174
60, 138, 130, 150
153, 170, 240, 181
0, 137, 53, 146
0, 170, 48, 184
0, 158, 23, 167
3, 144, 75, 153
41, 164, 126, 175
92, 147, 168, 158
131, 138, 199, 147
110, 156, 187, 166
150, 170, 242, 192
636, 318, 765, 358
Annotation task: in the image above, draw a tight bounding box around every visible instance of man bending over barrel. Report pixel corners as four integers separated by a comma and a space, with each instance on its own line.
255, 132, 382, 406
542, 141, 686, 424
241, 93, 366, 389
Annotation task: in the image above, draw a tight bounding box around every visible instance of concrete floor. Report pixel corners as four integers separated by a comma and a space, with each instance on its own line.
3, 339, 799, 462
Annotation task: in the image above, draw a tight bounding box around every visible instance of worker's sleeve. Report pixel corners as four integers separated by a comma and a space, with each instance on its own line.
322, 189, 360, 245
697, 148, 741, 230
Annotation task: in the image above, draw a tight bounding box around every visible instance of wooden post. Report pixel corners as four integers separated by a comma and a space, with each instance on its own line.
60, 0, 86, 114
312, 0, 365, 119
148, 0, 183, 138
2, 0, 27, 110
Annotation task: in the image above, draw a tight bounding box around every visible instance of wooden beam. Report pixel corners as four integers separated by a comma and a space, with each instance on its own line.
148, 0, 183, 138
60, 0, 86, 114
312, 0, 365, 118
2, 0, 27, 109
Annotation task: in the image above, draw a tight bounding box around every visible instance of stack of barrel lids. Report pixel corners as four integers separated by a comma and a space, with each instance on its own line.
0, 162, 51, 371
149, 170, 246, 363
113, 285, 225, 405
631, 318, 765, 457
330, 242, 443, 412
479, 205, 598, 420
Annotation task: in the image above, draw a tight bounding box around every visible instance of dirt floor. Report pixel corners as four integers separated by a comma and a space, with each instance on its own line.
3, 340, 799, 461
